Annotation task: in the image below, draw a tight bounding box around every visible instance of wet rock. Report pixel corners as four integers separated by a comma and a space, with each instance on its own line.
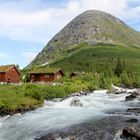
127, 108, 140, 114
125, 92, 139, 101
121, 127, 140, 139
126, 118, 138, 123
70, 98, 83, 107
71, 93, 81, 96
116, 91, 126, 94
133, 92, 140, 96
80, 91, 89, 96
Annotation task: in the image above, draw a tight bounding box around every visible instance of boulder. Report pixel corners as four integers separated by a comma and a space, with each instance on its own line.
115, 91, 126, 94
125, 92, 139, 101
127, 108, 140, 114
121, 127, 140, 139
70, 98, 83, 107
126, 118, 138, 123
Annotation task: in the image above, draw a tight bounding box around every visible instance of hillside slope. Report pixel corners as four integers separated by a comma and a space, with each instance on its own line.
26, 10, 140, 68
50, 42, 140, 75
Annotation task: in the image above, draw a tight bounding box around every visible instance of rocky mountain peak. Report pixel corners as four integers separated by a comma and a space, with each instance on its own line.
26, 10, 140, 68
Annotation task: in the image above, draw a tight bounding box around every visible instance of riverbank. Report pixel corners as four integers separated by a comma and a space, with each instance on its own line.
0, 74, 106, 116
0, 90, 140, 140
0, 72, 139, 117
0, 83, 139, 117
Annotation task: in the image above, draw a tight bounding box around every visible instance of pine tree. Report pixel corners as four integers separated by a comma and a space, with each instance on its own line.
114, 58, 123, 77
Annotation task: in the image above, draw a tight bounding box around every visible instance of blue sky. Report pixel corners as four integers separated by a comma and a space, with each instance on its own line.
0, 0, 140, 69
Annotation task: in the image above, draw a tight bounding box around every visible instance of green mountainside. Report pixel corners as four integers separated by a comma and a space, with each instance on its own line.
26, 10, 140, 78
50, 42, 140, 74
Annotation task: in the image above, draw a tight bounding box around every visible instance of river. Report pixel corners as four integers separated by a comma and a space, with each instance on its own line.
0, 90, 139, 140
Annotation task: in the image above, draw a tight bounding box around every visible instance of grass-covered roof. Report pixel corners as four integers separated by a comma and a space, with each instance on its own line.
29, 66, 61, 74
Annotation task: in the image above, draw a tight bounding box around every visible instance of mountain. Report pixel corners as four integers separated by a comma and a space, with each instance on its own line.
26, 10, 140, 70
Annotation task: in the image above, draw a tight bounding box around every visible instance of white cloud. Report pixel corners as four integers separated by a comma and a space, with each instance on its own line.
0, 0, 139, 44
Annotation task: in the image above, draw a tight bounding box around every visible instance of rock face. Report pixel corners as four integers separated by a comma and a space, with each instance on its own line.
26, 10, 140, 68
121, 127, 140, 140
70, 98, 83, 107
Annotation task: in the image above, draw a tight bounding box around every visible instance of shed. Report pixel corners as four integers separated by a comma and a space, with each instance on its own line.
0, 65, 20, 84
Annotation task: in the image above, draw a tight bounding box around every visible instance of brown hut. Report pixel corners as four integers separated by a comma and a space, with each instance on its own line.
0, 65, 20, 84
28, 68, 64, 82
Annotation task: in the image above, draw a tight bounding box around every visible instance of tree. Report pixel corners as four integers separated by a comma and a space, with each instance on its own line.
120, 71, 133, 87
99, 74, 111, 89
16, 64, 20, 69
114, 58, 123, 77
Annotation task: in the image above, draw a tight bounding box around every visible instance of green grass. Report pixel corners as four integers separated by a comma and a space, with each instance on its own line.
0, 73, 107, 116
50, 43, 140, 77
0, 85, 42, 115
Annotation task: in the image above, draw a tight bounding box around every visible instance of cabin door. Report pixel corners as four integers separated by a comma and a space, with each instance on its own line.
34, 74, 41, 82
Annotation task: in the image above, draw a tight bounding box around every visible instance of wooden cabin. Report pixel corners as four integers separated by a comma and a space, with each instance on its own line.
28, 68, 64, 83
0, 65, 20, 84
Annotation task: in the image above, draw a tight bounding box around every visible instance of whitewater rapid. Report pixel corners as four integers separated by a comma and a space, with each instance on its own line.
0, 90, 137, 140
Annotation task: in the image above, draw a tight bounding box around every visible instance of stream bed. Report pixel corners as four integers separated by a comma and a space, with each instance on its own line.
0, 90, 139, 140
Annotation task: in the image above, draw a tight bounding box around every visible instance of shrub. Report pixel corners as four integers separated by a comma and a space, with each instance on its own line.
24, 84, 44, 101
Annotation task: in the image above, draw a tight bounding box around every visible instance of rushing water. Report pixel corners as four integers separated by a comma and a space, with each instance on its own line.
0, 90, 137, 140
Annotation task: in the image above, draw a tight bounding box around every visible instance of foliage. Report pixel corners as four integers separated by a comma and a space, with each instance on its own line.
0, 85, 42, 115
114, 58, 124, 77
50, 43, 140, 83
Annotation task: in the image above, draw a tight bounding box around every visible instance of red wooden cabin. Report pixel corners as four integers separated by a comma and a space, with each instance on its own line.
0, 65, 20, 84
28, 69, 64, 83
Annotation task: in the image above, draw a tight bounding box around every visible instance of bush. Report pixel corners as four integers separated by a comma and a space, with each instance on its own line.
120, 71, 133, 87
42, 86, 66, 99
24, 84, 44, 101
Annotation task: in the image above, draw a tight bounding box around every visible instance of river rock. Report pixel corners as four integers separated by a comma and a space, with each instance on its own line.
120, 127, 140, 139
127, 108, 140, 114
71, 93, 81, 96
70, 98, 83, 107
125, 92, 139, 101
80, 90, 88, 95
126, 118, 138, 123
108, 84, 129, 94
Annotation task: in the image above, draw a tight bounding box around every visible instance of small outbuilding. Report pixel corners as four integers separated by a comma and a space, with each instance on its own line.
28, 68, 64, 83
0, 65, 20, 84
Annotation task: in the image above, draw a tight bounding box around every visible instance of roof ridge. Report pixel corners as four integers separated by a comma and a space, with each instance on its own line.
0, 64, 15, 72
